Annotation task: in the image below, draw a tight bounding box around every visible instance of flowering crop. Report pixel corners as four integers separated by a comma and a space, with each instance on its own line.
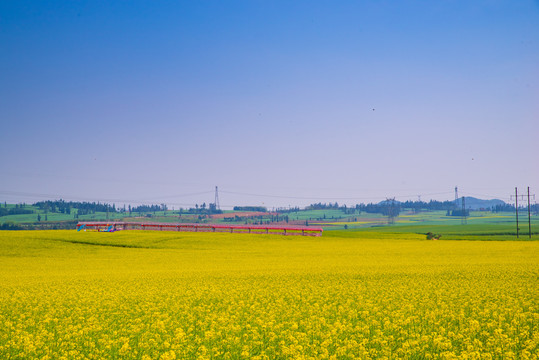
0, 230, 537, 359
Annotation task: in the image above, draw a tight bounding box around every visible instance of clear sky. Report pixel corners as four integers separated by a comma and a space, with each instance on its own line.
1, 1, 538, 209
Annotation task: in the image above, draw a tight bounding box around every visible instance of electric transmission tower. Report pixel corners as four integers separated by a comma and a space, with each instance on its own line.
214, 186, 220, 211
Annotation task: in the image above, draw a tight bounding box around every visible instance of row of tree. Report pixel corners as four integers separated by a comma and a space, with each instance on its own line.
307, 200, 455, 213
1, 197, 533, 221
31, 200, 171, 216
0, 222, 24, 230
34, 200, 115, 214
233, 206, 267, 212
128, 204, 167, 214
175, 203, 223, 215
304, 200, 539, 215
0, 207, 34, 217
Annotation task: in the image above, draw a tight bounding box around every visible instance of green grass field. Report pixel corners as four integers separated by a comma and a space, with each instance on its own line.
330, 213, 539, 241
0, 204, 125, 223
324, 210, 539, 238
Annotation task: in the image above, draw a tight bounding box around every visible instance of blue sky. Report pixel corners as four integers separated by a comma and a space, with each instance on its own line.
1, 1, 538, 209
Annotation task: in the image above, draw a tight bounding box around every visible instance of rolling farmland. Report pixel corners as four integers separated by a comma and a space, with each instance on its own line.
0, 230, 537, 359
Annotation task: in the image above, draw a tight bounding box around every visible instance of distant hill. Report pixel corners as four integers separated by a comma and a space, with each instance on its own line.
455, 197, 506, 210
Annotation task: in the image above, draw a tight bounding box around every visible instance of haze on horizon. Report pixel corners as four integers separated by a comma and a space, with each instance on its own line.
1, 1, 538, 210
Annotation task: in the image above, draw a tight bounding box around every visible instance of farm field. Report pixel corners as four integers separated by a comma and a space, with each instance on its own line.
0, 230, 538, 359
2, 200, 537, 237
319, 211, 539, 231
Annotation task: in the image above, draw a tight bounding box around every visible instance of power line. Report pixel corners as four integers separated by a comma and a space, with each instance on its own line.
461, 191, 511, 201
2, 187, 526, 209
0, 190, 213, 205
219, 190, 453, 201
220, 190, 379, 201
0, 188, 464, 208
137, 191, 213, 201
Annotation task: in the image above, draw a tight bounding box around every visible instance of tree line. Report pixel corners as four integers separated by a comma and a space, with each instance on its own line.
0, 206, 34, 217
34, 200, 116, 215
128, 204, 167, 214
233, 206, 267, 212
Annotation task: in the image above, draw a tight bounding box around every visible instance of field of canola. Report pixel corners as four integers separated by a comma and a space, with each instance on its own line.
0, 230, 537, 360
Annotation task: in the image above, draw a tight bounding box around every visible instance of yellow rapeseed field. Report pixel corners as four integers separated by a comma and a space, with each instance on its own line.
0, 230, 537, 360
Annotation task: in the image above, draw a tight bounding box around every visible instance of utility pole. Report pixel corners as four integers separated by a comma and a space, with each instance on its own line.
454, 186, 459, 208
524, 187, 535, 239
461, 196, 467, 225
528, 187, 531, 239
516, 187, 519, 238
510, 187, 534, 238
